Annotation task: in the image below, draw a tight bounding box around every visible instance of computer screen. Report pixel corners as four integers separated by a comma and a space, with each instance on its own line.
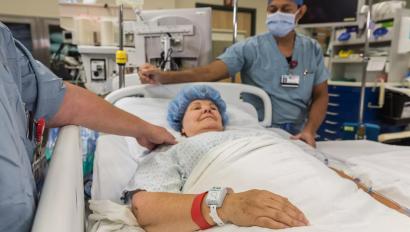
299, 0, 361, 27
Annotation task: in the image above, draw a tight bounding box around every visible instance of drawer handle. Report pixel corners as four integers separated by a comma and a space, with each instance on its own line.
326, 112, 339, 116
325, 120, 338, 125
324, 129, 337, 135
328, 103, 340, 107
329, 93, 340, 98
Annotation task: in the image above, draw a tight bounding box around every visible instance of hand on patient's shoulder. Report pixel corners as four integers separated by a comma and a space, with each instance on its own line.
222, 190, 309, 229
136, 124, 177, 150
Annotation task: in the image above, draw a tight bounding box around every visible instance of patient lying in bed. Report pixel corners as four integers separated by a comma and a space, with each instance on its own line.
123, 85, 309, 232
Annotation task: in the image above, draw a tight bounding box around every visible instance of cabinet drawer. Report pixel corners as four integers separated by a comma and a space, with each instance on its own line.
318, 125, 342, 141
326, 110, 358, 121
322, 120, 342, 132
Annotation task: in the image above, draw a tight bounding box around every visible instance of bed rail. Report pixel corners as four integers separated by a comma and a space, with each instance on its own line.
105, 83, 273, 127
32, 126, 85, 232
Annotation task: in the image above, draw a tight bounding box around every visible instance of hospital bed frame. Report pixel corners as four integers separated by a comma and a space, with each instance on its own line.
105, 83, 273, 127
32, 126, 84, 232
31, 83, 271, 232
31, 83, 409, 231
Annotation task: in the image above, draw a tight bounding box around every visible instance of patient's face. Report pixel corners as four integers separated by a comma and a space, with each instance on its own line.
181, 100, 224, 137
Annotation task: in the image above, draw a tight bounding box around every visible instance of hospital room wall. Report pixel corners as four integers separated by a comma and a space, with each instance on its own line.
175, 0, 268, 34
100, 0, 269, 34
0, 0, 271, 35
1, 0, 59, 18
1, 0, 409, 19
0, 0, 176, 18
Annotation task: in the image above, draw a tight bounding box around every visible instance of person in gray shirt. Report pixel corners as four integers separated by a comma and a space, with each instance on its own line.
0, 22, 176, 232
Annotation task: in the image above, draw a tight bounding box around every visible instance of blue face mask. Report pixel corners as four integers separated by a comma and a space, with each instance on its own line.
266, 11, 298, 37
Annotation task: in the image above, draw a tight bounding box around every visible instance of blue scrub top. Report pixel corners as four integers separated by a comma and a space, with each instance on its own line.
218, 32, 329, 131
0, 23, 66, 232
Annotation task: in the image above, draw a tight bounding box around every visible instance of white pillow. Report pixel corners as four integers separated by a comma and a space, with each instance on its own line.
113, 97, 261, 156
115, 97, 260, 130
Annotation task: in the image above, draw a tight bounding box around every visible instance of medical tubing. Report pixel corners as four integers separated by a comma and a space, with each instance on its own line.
352, 174, 409, 217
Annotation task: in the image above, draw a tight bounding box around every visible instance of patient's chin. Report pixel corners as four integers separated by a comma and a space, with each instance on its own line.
188, 126, 224, 137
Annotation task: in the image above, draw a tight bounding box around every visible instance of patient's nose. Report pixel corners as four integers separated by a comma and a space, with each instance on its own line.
202, 106, 212, 113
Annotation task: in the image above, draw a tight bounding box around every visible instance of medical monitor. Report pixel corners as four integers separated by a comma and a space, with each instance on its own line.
299, 0, 362, 27
134, 8, 212, 71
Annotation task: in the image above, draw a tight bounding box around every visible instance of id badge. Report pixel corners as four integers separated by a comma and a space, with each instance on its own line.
281, 74, 300, 88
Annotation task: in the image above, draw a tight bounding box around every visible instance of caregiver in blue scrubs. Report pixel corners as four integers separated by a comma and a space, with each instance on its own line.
138, 0, 329, 148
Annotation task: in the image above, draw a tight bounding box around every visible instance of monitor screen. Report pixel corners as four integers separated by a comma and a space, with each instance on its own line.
299, 0, 360, 26
137, 8, 213, 69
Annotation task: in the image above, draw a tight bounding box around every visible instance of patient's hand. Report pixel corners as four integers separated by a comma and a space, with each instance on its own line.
221, 190, 309, 229
138, 64, 161, 84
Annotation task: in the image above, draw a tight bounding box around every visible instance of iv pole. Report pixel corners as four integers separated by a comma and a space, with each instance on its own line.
357, 0, 374, 139
117, 4, 127, 89
231, 0, 239, 83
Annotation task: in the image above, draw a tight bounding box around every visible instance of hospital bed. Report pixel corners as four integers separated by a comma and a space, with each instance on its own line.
32, 83, 410, 232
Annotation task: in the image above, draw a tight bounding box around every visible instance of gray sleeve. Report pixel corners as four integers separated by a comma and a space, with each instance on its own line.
124, 151, 183, 195
217, 41, 247, 78
15, 40, 67, 121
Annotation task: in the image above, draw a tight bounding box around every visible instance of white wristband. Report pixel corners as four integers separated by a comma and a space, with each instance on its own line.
209, 205, 224, 227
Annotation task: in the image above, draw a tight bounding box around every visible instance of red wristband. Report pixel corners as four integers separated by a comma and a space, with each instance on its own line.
191, 192, 212, 230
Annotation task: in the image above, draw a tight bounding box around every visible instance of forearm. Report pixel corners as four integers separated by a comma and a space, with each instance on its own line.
159, 61, 229, 84
132, 192, 222, 232
304, 92, 328, 133
48, 82, 149, 138
133, 190, 309, 231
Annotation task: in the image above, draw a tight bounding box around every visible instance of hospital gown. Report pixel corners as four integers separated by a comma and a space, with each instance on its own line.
124, 130, 268, 200
0, 23, 66, 232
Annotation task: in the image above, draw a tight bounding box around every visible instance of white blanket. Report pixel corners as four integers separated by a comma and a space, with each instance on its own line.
184, 135, 410, 231
90, 135, 410, 231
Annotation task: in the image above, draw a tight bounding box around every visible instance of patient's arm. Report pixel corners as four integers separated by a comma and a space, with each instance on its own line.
138, 60, 230, 84
132, 190, 309, 232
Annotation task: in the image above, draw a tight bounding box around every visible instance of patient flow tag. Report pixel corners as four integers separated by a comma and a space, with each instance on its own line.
281, 74, 300, 88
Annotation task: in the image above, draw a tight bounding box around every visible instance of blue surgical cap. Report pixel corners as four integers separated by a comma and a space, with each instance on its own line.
267, 0, 304, 5
167, 85, 229, 132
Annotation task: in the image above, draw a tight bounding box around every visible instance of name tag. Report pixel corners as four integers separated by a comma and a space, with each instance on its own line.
281, 74, 300, 88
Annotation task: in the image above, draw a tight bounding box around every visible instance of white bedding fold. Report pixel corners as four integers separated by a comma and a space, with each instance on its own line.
90, 135, 410, 232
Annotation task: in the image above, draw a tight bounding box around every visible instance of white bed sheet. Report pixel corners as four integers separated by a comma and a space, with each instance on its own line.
92, 132, 410, 231
317, 140, 410, 210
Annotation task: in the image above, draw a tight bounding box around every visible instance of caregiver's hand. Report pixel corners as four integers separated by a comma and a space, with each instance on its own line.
221, 190, 309, 229
138, 64, 162, 84
291, 129, 316, 148
136, 123, 177, 150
